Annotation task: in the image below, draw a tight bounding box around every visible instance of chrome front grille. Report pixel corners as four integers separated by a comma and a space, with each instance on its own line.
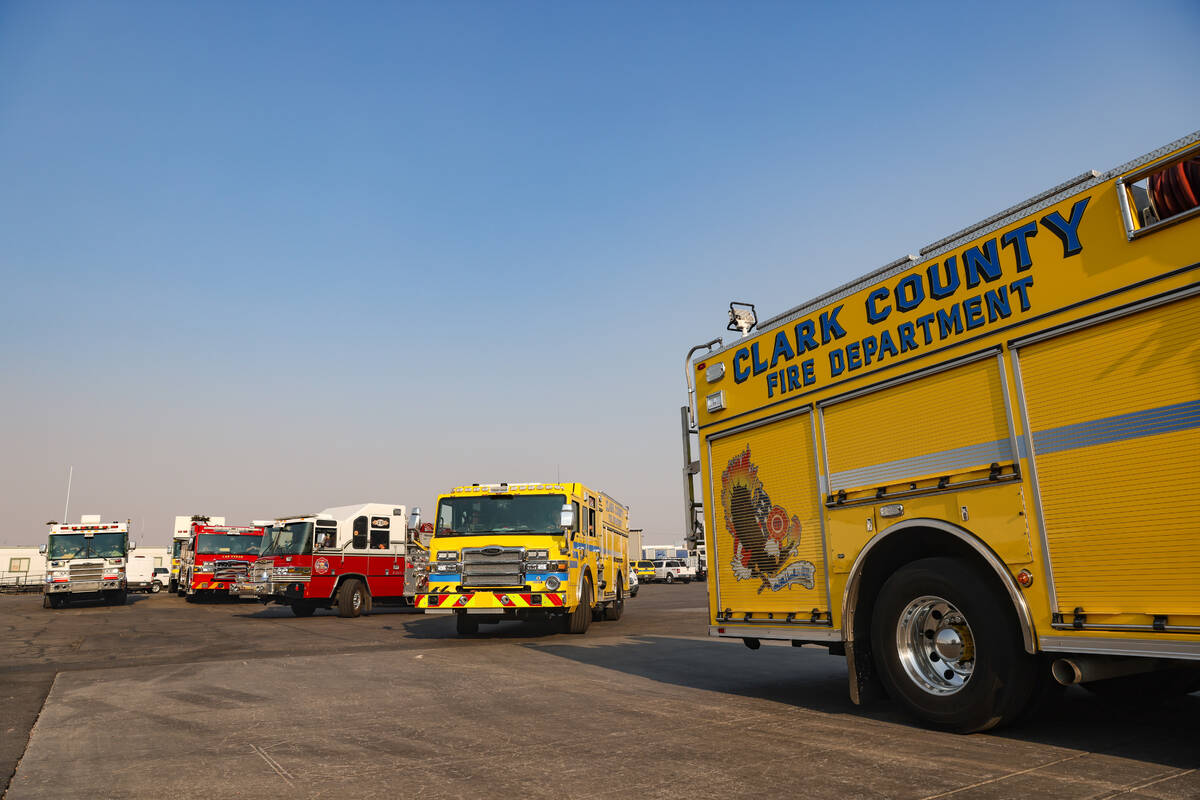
68, 562, 104, 581
212, 560, 250, 581
461, 547, 524, 588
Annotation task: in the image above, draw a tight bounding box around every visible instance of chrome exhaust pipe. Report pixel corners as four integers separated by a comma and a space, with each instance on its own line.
1051, 656, 1160, 686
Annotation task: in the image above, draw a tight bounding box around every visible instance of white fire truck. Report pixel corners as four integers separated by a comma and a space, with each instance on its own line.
244, 503, 428, 617
41, 516, 136, 608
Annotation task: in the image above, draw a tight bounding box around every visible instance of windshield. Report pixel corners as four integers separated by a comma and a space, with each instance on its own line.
47, 532, 126, 560
260, 523, 312, 556
436, 494, 566, 536
196, 534, 263, 555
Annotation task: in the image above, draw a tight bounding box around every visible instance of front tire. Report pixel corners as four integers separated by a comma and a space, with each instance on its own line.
665, 573, 674, 584
605, 582, 624, 621
337, 579, 367, 618
871, 557, 1035, 733
566, 576, 593, 634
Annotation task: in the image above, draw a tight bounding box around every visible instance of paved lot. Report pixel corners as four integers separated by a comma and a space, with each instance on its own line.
1, 584, 1197, 799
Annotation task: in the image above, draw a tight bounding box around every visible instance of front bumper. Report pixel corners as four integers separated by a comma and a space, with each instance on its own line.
417, 590, 566, 612
45, 580, 123, 593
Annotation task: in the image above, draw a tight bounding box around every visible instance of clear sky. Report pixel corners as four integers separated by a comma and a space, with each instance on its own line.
1, 0, 1197, 546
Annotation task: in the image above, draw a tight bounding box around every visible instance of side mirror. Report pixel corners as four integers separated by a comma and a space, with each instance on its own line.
38, 544, 47, 554
559, 504, 575, 531
408, 507, 421, 533
129, 541, 137, 551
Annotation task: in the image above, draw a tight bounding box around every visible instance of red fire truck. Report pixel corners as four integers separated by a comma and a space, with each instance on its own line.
242, 503, 427, 617
177, 522, 267, 600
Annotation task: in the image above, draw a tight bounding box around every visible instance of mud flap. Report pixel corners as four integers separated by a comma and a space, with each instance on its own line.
846, 639, 886, 705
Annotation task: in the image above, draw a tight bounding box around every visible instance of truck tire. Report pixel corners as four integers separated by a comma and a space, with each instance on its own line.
606, 582, 624, 621
150, 581, 162, 594
291, 602, 316, 617
337, 579, 367, 618
456, 614, 479, 635
665, 573, 674, 584
566, 576, 592, 634
870, 556, 1036, 733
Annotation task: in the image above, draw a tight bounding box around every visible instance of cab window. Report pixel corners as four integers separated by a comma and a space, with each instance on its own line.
315, 526, 338, 550
352, 516, 368, 550
571, 501, 580, 534
369, 517, 390, 550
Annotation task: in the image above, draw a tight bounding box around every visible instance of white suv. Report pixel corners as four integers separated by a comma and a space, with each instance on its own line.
653, 559, 694, 584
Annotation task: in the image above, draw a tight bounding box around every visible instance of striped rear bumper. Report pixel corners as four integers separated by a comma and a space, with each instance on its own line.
417, 591, 565, 610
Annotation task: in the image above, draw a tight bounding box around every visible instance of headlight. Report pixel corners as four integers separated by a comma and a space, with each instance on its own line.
272, 566, 311, 577
436, 551, 459, 561
432, 564, 459, 573
526, 561, 567, 573
526, 549, 549, 559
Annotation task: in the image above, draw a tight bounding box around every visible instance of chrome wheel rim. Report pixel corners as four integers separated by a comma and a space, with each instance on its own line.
895, 594, 975, 695
352, 590, 362, 611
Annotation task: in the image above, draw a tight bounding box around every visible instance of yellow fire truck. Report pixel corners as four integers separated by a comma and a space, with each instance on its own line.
416, 482, 630, 635
682, 131, 1200, 732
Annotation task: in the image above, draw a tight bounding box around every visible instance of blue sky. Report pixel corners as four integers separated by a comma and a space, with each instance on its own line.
1, 0, 1197, 545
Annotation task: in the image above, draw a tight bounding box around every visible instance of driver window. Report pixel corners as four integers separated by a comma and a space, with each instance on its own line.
315, 526, 337, 550
572, 501, 580, 534
352, 516, 368, 550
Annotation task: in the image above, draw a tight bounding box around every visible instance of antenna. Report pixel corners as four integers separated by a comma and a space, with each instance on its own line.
63, 466, 73, 523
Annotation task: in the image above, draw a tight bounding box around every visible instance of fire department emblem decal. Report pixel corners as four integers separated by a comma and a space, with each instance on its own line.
721, 447, 815, 593
313, 557, 330, 575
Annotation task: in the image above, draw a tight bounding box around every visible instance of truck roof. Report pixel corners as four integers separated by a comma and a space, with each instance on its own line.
708, 129, 1200, 360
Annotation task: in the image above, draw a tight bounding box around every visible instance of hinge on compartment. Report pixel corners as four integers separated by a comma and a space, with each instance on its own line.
1153, 615, 1167, 632
1072, 607, 1086, 630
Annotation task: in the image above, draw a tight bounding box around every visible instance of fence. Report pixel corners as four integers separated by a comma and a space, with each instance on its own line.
0, 572, 45, 593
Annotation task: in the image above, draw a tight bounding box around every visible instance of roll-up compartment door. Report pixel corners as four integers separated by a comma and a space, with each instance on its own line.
823, 356, 1015, 497
1018, 294, 1200, 617
707, 411, 827, 617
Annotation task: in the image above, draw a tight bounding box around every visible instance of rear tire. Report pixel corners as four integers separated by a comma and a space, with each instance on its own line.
337, 579, 367, 618
291, 602, 316, 617
871, 557, 1036, 733
150, 582, 162, 594
567, 576, 592, 634
456, 614, 479, 635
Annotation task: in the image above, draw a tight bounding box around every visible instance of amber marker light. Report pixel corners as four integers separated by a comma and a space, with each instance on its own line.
1016, 569, 1034, 588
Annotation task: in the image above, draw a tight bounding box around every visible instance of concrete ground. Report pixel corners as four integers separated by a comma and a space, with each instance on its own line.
1, 584, 1197, 799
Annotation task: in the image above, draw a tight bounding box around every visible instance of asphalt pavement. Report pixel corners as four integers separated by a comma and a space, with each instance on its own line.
1, 584, 1197, 799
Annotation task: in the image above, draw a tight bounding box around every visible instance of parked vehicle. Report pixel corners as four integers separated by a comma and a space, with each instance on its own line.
40, 516, 134, 608
653, 559, 694, 584
633, 560, 656, 582
681, 131, 1200, 732
244, 504, 427, 617
125, 554, 157, 592
629, 569, 639, 598
152, 567, 169, 592
178, 523, 267, 600
418, 482, 630, 635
